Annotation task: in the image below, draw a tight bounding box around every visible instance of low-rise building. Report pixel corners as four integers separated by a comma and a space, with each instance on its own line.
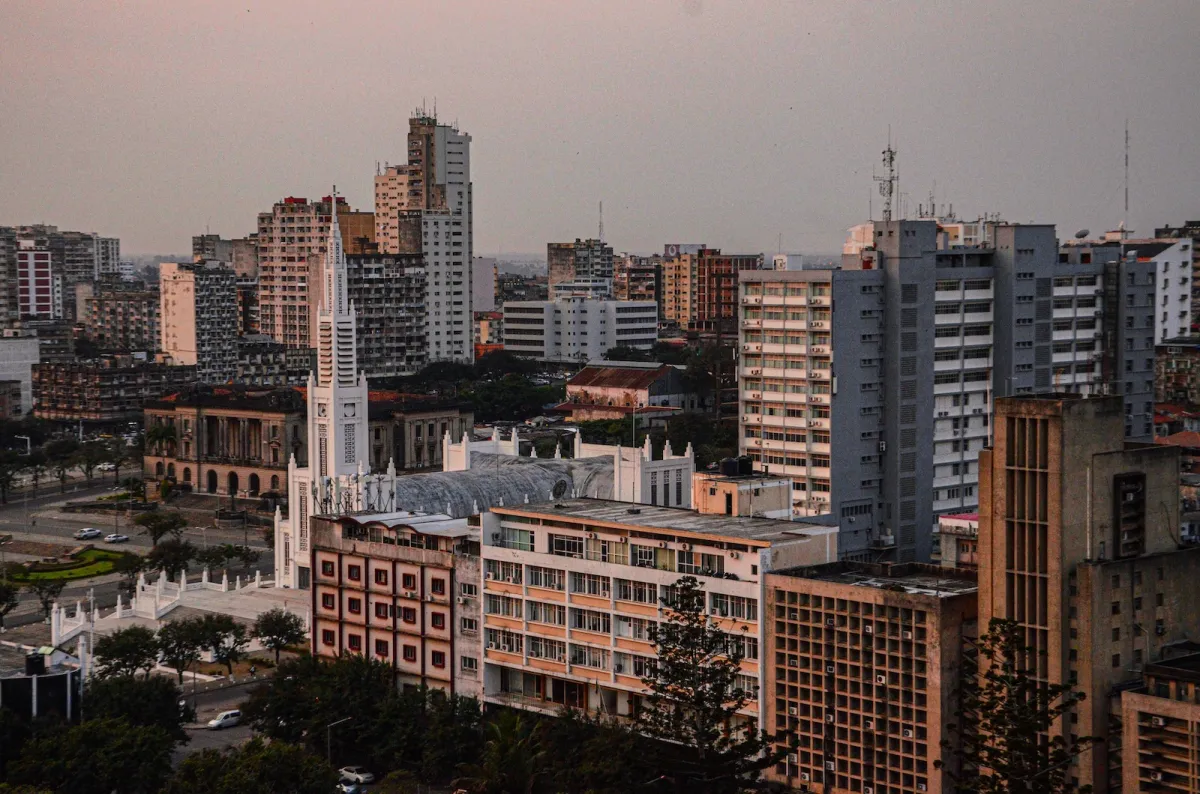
34, 356, 196, 423
932, 512, 979, 569
368, 398, 474, 472
311, 511, 482, 697
763, 561, 978, 792
503, 297, 658, 364
1121, 652, 1200, 792
143, 385, 307, 496
1156, 336, 1200, 409
691, 458, 793, 519
475, 311, 503, 346
557, 361, 707, 423
479, 498, 837, 719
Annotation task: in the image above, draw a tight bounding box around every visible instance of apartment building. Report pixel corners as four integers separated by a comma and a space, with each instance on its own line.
931, 513, 979, 569
0, 381, 23, 419
8, 226, 118, 320
143, 385, 307, 497
76, 283, 160, 353
1129, 239, 1193, 343
479, 499, 838, 719
311, 511, 482, 697
548, 239, 613, 298
1156, 336, 1200, 408
374, 111, 473, 363
236, 277, 259, 336
662, 246, 763, 332
613, 253, 662, 307
343, 252, 427, 378
1155, 220, 1200, 322
978, 394, 1200, 793
234, 336, 314, 386
0, 337, 37, 415
1121, 652, 1200, 792
159, 261, 239, 383
15, 241, 61, 319
764, 561, 978, 793
0, 228, 15, 324
502, 296, 658, 363
256, 195, 374, 349
33, 356, 195, 422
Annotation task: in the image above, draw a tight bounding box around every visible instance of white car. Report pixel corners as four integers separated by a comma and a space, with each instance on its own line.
74, 528, 102, 540
207, 709, 241, 730
338, 767, 375, 785
103, 533, 130, 544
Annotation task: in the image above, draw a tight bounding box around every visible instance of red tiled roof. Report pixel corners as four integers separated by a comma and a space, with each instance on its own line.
1157, 431, 1200, 449
567, 364, 674, 391
551, 402, 679, 415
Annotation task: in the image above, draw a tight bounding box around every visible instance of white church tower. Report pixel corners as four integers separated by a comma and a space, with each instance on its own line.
275, 189, 371, 589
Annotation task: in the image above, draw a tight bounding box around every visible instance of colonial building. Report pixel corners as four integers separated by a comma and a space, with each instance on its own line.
556, 361, 708, 423
143, 385, 307, 497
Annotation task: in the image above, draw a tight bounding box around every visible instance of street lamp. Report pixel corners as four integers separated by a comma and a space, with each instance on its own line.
326, 716, 352, 764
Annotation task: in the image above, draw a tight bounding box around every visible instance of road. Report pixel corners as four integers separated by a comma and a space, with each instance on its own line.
174, 680, 261, 761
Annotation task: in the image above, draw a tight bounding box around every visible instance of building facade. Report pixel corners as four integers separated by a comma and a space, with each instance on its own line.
33, 357, 196, 423
16, 241, 61, 319
1121, 653, 1200, 792
547, 239, 613, 298
311, 512, 482, 697
143, 386, 307, 497
663, 247, 763, 332
76, 284, 160, 353
0, 336, 39, 415
502, 297, 657, 363
613, 253, 663, 308
1156, 336, 1200, 408
343, 252, 427, 378
764, 561, 978, 793
159, 261, 239, 383
374, 111, 474, 363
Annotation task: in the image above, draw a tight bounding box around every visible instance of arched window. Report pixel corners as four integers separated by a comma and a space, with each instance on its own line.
227, 471, 239, 496
155, 462, 164, 477
248, 473, 260, 496
270, 475, 280, 491
182, 467, 191, 483
207, 470, 218, 494
167, 463, 175, 479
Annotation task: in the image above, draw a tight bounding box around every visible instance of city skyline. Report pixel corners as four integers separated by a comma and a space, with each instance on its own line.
1, 1, 1197, 256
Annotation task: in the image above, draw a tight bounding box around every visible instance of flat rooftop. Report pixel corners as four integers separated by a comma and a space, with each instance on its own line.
773, 561, 978, 597
1146, 652, 1200, 683
495, 498, 837, 546
324, 511, 474, 539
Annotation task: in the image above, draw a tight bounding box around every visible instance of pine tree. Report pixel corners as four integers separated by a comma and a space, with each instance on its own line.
939, 618, 1099, 793
638, 575, 790, 793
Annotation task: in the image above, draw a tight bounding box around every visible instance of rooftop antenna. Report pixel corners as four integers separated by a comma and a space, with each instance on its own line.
1123, 119, 1130, 238
874, 127, 898, 223
598, 201, 604, 243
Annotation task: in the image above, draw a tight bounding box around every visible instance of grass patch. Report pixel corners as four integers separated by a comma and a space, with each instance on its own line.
8, 549, 133, 583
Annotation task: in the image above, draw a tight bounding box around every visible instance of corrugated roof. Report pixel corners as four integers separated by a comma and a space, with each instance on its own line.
1157, 431, 1200, 449
568, 364, 675, 391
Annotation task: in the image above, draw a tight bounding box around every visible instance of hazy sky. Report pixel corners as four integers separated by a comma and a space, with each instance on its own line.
2, 1, 1198, 256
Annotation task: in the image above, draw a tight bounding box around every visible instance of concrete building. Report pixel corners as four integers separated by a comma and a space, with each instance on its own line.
474, 311, 502, 346
9, 225, 118, 320
33, 356, 195, 423
0, 380, 22, 418
16, 240, 61, 319
0, 228, 16, 324
192, 234, 233, 263
1156, 336, 1200, 409
548, 239, 613, 298
236, 277, 260, 336
932, 512, 979, 569
978, 394, 1200, 793
76, 283, 160, 353
662, 246, 763, 332
472, 257, 497, 312
502, 296, 657, 364
374, 111, 473, 363
311, 511, 482, 697
256, 195, 374, 349
764, 561, 978, 793
613, 253, 663, 308
94, 236, 120, 280
691, 463, 793, 519
143, 385, 307, 497
1154, 220, 1200, 324
159, 261, 239, 383
0, 336, 39, 414
1127, 239, 1193, 343
496, 273, 547, 305
234, 336, 314, 387
1120, 652, 1200, 792
368, 398, 473, 472
558, 362, 704, 422
343, 252, 427, 378
479, 498, 837, 718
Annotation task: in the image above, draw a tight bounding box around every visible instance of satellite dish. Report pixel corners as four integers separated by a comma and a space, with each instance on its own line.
1075, 229, 1089, 239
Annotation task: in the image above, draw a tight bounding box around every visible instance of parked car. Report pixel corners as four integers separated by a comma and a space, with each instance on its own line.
97, 463, 116, 471
338, 767, 375, 785
73, 528, 102, 540
336, 783, 363, 794
207, 710, 241, 730
103, 533, 130, 544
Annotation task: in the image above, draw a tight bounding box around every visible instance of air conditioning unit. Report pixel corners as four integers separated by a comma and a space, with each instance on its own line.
917, 785, 928, 792
680, 543, 692, 551
825, 761, 836, 771
799, 773, 811, 782
618, 536, 628, 543
788, 706, 798, 716
484, 572, 494, 580
486, 642, 496, 649
903, 631, 913, 640
658, 541, 668, 549
457, 597, 468, 605
504, 576, 513, 583
787, 753, 798, 764
826, 665, 836, 673
587, 532, 598, 539
491, 532, 501, 541
864, 719, 874, 729
1150, 771, 1164, 782
614, 664, 624, 673
865, 787, 874, 794
710, 607, 721, 615
1151, 716, 1167, 728
729, 551, 740, 560
864, 625, 874, 634
876, 675, 887, 684
826, 618, 836, 626
878, 441, 887, 453
600, 590, 610, 598
750, 368, 762, 375
825, 714, 835, 723
903, 729, 913, 738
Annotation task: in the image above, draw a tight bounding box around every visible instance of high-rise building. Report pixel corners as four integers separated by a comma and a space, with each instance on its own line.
472, 256, 497, 312
256, 195, 374, 349
662, 246, 762, 332
4, 226, 119, 321
738, 220, 1114, 559
1155, 335, 1200, 408
16, 240, 61, 319
613, 253, 663, 308
93, 236, 120, 279
1154, 220, 1200, 322
548, 239, 613, 298
978, 394, 1200, 793
502, 296, 657, 363
1120, 652, 1200, 792
0, 228, 16, 325
343, 252, 427, 378
763, 561, 978, 792
76, 283, 160, 353
192, 234, 233, 263
374, 110, 473, 363
159, 261, 239, 383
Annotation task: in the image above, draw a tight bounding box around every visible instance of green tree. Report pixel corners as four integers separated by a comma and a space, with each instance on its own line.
93, 624, 159, 678
938, 618, 1099, 794
113, 552, 147, 593
122, 476, 146, 501
84, 675, 189, 743
0, 450, 23, 504
453, 711, 544, 794
133, 510, 188, 546
27, 579, 64, 622
538, 708, 660, 794
76, 440, 108, 486
251, 607, 306, 665
144, 423, 177, 457
0, 581, 19, 633
165, 738, 337, 794
157, 616, 207, 684
23, 450, 47, 496
603, 345, 651, 362
44, 438, 79, 493
105, 436, 132, 484
146, 538, 196, 581
199, 614, 249, 675
7, 717, 173, 794
637, 575, 788, 793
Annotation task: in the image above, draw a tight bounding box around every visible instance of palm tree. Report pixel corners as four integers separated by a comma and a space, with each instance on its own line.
144, 424, 176, 458
453, 712, 544, 794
